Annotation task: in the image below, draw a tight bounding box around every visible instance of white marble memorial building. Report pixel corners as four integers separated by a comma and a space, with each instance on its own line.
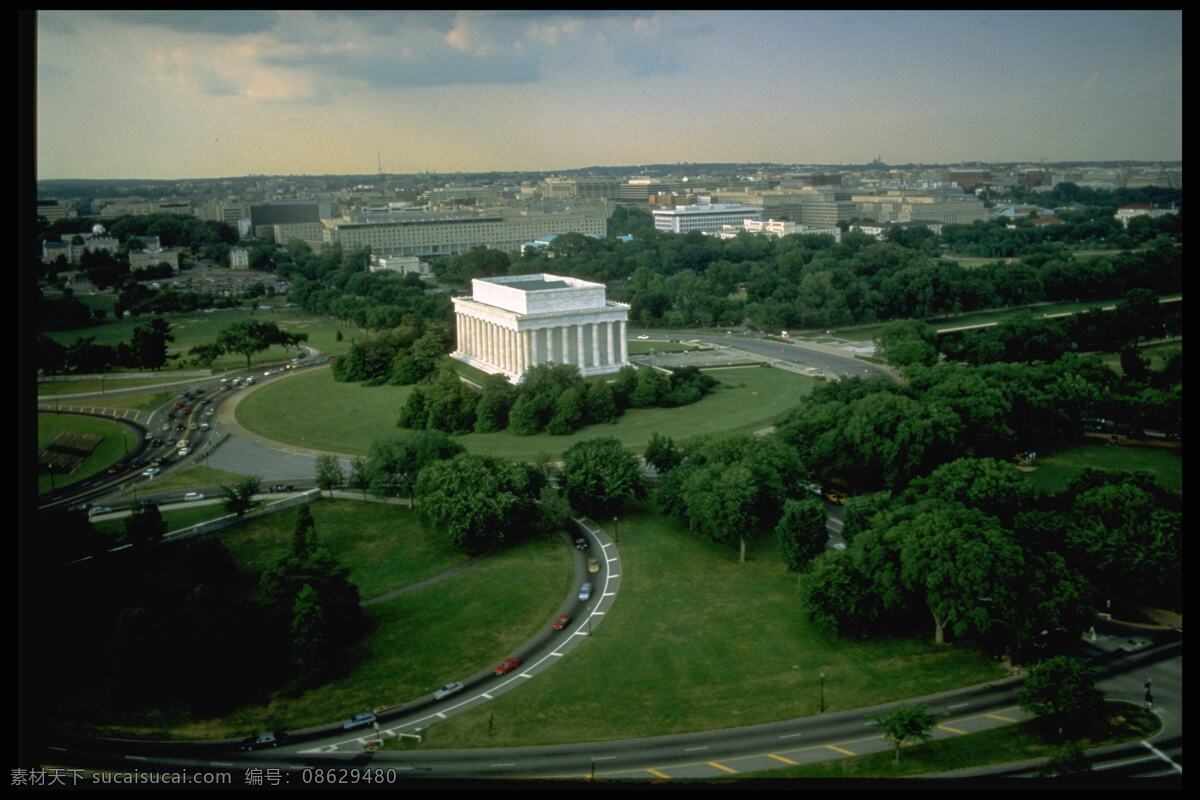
451, 274, 631, 382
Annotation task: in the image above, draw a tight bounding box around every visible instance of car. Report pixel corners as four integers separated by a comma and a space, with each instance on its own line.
182, 407, 193, 415
832, 542, 847, 551
183, 492, 204, 502
178, 447, 190, 457
579, 582, 592, 602
188, 423, 199, 431
87, 506, 113, 516
270, 484, 296, 493
174, 402, 184, 410
552, 613, 572, 631
205, 409, 215, 417
167, 411, 177, 420
803, 482, 823, 498
342, 712, 376, 731
161, 422, 172, 431
142, 467, 161, 477
434, 682, 464, 700
239, 731, 288, 751
493, 657, 522, 676
574, 536, 589, 551
194, 388, 205, 395
1120, 637, 1153, 653
107, 465, 122, 475
199, 423, 210, 431
176, 424, 186, 431
824, 491, 847, 506
637, 334, 650, 340
587, 557, 600, 574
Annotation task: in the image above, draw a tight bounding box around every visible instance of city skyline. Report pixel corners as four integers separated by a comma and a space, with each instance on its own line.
36, 10, 1182, 180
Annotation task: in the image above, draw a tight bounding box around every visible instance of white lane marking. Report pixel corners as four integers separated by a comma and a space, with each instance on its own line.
778, 733, 805, 739
126, 756, 147, 761
1142, 741, 1183, 773
600, 542, 613, 550
1094, 755, 1159, 771
519, 673, 533, 679
490, 763, 516, 768
603, 592, 616, 597
607, 558, 619, 563
591, 611, 606, 616
948, 702, 969, 709
684, 746, 708, 752
609, 574, 621, 578
48, 747, 67, 752
550, 652, 564, 657
436, 712, 447, 719
572, 631, 588, 637
592, 756, 616, 761
482, 693, 494, 699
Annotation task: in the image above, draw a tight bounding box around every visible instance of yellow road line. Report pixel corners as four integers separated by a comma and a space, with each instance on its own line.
645, 768, 671, 780
986, 713, 1019, 723
938, 724, 969, 735
768, 753, 799, 766
824, 744, 856, 757
707, 761, 737, 775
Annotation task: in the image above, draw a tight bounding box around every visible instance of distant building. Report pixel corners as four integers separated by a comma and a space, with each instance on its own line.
229, 247, 250, 270
714, 218, 841, 242
249, 200, 331, 239
1115, 204, 1177, 228
130, 248, 181, 271
652, 203, 763, 234
452, 274, 631, 381
948, 170, 991, 190
36, 199, 77, 221
368, 254, 431, 277
271, 222, 326, 248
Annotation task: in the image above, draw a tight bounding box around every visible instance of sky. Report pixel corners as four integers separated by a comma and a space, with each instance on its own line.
35, 10, 1182, 179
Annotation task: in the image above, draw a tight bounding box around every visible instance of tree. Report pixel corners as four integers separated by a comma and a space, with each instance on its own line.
873, 704, 937, 763
414, 454, 543, 553
366, 430, 465, 502
776, 498, 828, 572
292, 505, 319, 560
348, 457, 371, 499
643, 432, 680, 474
188, 342, 225, 371
897, 506, 1025, 645
1018, 656, 1104, 736
630, 367, 670, 408
875, 319, 938, 368
560, 438, 645, 516
290, 584, 327, 687
314, 455, 344, 497
214, 320, 296, 368
131, 318, 174, 371
221, 476, 261, 522
474, 374, 517, 433
123, 502, 166, 549
1038, 742, 1091, 777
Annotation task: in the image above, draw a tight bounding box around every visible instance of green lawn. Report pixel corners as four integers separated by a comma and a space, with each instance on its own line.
37, 413, 140, 496
79, 507, 572, 741
235, 365, 818, 460
1099, 341, 1181, 376
43, 307, 359, 375
216, 501, 470, 601
1027, 443, 1182, 495
626, 340, 697, 355
420, 509, 1006, 749
744, 703, 1160, 778
93, 504, 233, 539
113, 465, 249, 498
38, 378, 185, 397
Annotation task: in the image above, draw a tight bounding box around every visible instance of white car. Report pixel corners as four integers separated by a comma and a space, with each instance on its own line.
142, 467, 161, 478
183, 491, 204, 502
178, 447, 191, 457
636, 334, 650, 340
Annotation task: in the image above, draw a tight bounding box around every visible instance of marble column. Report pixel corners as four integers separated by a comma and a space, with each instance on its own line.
561, 326, 570, 365
592, 322, 601, 368
619, 320, 628, 363
531, 328, 540, 366
488, 321, 496, 366
519, 330, 529, 374
606, 320, 615, 366
576, 324, 586, 368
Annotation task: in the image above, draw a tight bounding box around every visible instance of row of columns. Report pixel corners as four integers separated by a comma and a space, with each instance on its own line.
456, 315, 628, 377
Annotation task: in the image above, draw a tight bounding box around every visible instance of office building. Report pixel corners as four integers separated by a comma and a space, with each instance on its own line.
652, 203, 763, 234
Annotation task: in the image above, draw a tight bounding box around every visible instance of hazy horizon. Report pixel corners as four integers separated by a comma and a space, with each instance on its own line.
37, 10, 1182, 181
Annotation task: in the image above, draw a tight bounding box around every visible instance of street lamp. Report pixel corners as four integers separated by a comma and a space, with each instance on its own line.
612, 516, 619, 544
820, 671, 826, 714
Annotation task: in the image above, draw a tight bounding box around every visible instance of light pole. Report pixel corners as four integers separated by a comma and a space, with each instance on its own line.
820, 671, 826, 714
612, 516, 619, 544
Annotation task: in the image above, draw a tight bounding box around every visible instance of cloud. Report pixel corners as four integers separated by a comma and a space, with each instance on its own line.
104, 10, 281, 36
263, 46, 542, 90
38, 63, 65, 80
1080, 71, 1101, 94
37, 11, 75, 35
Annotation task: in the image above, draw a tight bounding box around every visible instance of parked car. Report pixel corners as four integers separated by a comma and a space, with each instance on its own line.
434, 682, 464, 700
183, 492, 204, 502
240, 731, 288, 751
574, 536, 589, 551
552, 613, 572, 631
493, 657, 522, 676
342, 711, 376, 731
1120, 637, 1153, 653
579, 582, 592, 602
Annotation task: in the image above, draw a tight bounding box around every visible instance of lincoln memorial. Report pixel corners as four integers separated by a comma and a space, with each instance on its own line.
451, 274, 631, 382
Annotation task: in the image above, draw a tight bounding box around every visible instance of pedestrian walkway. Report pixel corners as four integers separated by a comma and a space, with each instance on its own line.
37, 405, 148, 424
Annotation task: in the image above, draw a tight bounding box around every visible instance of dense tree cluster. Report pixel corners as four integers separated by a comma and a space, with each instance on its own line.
332, 326, 447, 386
37, 317, 176, 374
798, 458, 1179, 658
657, 433, 808, 562
104, 214, 239, 253
414, 453, 546, 553
399, 362, 719, 437
559, 438, 645, 517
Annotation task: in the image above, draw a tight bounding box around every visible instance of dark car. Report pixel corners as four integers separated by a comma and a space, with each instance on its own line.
342, 711, 377, 731
270, 484, 296, 493
240, 731, 288, 751
574, 536, 589, 550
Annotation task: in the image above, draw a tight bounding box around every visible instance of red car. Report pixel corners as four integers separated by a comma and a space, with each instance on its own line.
552, 613, 571, 631
493, 657, 522, 676
182, 407, 193, 415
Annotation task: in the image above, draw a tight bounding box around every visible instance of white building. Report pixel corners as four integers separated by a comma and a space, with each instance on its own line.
723, 218, 843, 243
1114, 205, 1177, 228
653, 203, 763, 234
229, 247, 250, 270
452, 274, 631, 382
368, 254, 431, 277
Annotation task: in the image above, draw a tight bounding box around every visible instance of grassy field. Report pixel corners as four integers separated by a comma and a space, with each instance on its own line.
37, 413, 140, 496
1099, 341, 1181, 376
626, 340, 697, 355
235, 365, 818, 460
79, 505, 572, 740
38, 378, 187, 397
420, 509, 1006, 749
1027, 443, 1182, 495
43, 307, 358, 374
112, 465, 249, 498
215, 501, 470, 600
92, 504, 233, 539
743, 703, 1160, 778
